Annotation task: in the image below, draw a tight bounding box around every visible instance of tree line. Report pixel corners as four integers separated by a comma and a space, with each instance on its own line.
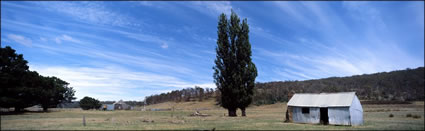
144, 66, 424, 107
144, 86, 216, 105
0, 46, 76, 112
252, 67, 424, 105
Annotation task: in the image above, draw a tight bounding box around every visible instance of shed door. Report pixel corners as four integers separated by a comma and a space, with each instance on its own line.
320, 108, 329, 125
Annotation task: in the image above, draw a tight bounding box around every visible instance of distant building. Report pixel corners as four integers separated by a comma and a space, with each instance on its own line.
114, 100, 132, 110
57, 101, 80, 108
286, 92, 363, 126
100, 104, 115, 111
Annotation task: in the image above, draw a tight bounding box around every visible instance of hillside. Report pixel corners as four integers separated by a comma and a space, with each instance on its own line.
253, 67, 424, 105
144, 98, 221, 110
145, 67, 424, 106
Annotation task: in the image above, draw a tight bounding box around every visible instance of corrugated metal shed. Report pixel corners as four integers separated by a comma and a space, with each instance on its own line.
100, 104, 115, 111
114, 100, 132, 110
287, 92, 355, 107
106, 104, 114, 111
285, 92, 363, 126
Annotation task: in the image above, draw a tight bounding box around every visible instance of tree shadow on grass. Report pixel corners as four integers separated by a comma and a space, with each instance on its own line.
0, 109, 58, 115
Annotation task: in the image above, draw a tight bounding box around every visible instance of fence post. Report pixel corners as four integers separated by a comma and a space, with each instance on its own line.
171, 106, 174, 118
83, 115, 86, 126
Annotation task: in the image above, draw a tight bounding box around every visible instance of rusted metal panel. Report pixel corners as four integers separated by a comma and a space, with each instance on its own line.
287, 106, 293, 122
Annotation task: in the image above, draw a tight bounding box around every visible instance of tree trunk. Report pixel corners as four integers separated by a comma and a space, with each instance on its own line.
284, 109, 289, 122
228, 108, 237, 117
14, 107, 22, 112
241, 108, 246, 117
43, 106, 48, 112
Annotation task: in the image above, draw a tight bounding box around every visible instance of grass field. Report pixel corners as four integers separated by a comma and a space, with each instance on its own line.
1, 99, 424, 130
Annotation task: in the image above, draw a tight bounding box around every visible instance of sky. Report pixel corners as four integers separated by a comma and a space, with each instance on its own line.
1, 1, 424, 101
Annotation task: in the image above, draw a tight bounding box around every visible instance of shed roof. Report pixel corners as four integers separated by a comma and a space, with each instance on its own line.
287, 92, 356, 107
114, 100, 128, 105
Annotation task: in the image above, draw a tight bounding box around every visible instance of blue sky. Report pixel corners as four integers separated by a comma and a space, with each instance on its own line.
1, 1, 424, 101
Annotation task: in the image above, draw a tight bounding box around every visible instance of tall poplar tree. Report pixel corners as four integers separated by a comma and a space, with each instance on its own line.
236, 16, 257, 117
213, 10, 257, 117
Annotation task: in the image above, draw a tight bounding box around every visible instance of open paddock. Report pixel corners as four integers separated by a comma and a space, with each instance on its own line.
1, 100, 423, 130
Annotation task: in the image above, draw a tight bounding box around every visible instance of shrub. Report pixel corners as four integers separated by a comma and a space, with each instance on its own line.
389, 114, 394, 117
412, 115, 421, 119
376, 109, 385, 112
406, 113, 412, 117
79, 96, 101, 110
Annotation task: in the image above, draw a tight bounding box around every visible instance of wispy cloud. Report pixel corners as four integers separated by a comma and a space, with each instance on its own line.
37, 2, 138, 27
251, 2, 423, 81
342, 1, 386, 30
138, 1, 154, 7
274, 2, 311, 27
1, 38, 11, 43
29, 64, 215, 101
2, 18, 201, 78
54, 34, 81, 44
408, 2, 424, 29
39, 37, 47, 42
3, 18, 172, 49
2, 1, 422, 100
120, 31, 173, 49
34, 42, 195, 76
189, 1, 233, 17
161, 43, 168, 49
6, 34, 32, 47
283, 68, 315, 80
135, 1, 234, 21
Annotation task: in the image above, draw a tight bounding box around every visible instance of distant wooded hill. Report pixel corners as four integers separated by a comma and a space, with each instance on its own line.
253, 67, 424, 105
144, 67, 424, 106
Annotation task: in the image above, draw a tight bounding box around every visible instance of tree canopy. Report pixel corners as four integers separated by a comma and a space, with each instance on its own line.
213, 11, 257, 117
79, 96, 101, 110
144, 87, 215, 105
0, 46, 76, 112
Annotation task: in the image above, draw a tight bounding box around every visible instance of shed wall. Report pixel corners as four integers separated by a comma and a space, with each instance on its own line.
292, 107, 320, 124
328, 107, 351, 125
349, 95, 363, 126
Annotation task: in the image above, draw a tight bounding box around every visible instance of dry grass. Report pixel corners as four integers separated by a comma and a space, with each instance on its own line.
144, 98, 222, 110
1, 100, 424, 130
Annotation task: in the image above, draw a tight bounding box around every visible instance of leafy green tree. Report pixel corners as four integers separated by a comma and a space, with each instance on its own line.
0, 46, 33, 111
234, 12, 257, 117
213, 11, 257, 117
79, 96, 101, 110
0, 46, 76, 112
38, 76, 76, 111
21, 71, 45, 108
